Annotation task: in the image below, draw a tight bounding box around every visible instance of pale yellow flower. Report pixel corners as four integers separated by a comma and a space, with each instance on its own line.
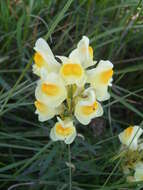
35, 73, 67, 107
34, 100, 63, 122
58, 36, 96, 86
50, 118, 76, 144
118, 126, 143, 150
74, 88, 103, 125
87, 60, 113, 101
33, 38, 60, 76
134, 162, 143, 181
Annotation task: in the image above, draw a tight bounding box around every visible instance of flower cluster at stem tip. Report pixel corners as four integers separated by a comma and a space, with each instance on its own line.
33, 36, 114, 144
118, 125, 143, 182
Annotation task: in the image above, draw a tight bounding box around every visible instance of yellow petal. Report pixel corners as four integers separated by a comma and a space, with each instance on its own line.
88, 46, 93, 59
34, 100, 47, 113
81, 101, 98, 115
41, 83, 59, 96
124, 126, 133, 139
100, 69, 113, 84
34, 52, 45, 68
55, 123, 74, 137
60, 63, 83, 78
60, 63, 85, 85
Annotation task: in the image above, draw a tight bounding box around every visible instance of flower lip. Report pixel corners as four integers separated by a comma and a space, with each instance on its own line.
41, 83, 60, 96
34, 100, 46, 113
55, 123, 74, 137
34, 52, 45, 68
100, 69, 113, 84
59, 61, 85, 86
60, 63, 84, 77
124, 126, 134, 138
81, 101, 98, 115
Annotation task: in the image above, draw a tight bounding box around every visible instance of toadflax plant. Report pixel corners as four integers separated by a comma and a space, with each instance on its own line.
33, 36, 114, 144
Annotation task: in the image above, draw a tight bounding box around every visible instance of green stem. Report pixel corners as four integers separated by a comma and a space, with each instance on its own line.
70, 85, 73, 114
67, 85, 73, 115
68, 144, 72, 190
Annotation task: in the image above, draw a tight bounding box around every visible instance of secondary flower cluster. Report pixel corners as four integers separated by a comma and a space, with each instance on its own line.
33, 36, 114, 144
118, 125, 143, 182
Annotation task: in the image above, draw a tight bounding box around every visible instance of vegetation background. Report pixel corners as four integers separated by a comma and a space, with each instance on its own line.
0, 0, 143, 189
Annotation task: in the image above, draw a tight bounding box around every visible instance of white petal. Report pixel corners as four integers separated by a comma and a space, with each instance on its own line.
95, 102, 104, 117
80, 88, 96, 106
65, 130, 76, 144
34, 38, 61, 72
133, 126, 143, 139
69, 49, 81, 64
38, 114, 50, 122
77, 36, 94, 68
32, 64, 41, 76
50, 127, 58, 141
95, 86, 110, 102
97, 60, 113, 69
57, 116, 65, 126
34, 38, 54, 58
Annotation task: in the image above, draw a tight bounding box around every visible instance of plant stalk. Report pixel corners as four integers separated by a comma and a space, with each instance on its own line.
68, 144, 72, 190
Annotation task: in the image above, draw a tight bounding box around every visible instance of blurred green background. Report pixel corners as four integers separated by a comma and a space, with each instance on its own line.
0, 0, 143, 189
